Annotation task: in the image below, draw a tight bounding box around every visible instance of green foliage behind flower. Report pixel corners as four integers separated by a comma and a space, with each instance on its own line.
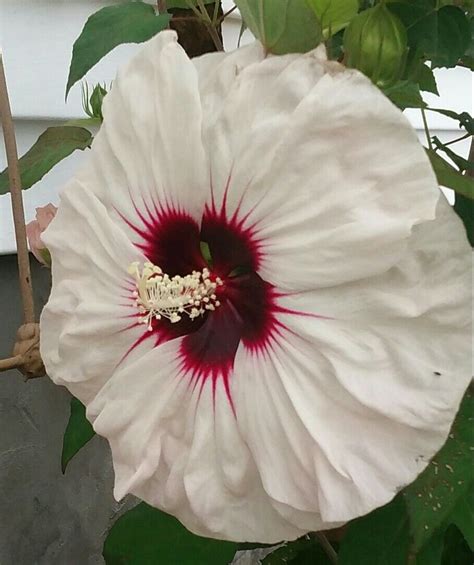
235, 0, 323, 54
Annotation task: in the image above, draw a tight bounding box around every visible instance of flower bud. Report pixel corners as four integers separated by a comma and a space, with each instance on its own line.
82, 82, 108, 121
26, 204, 57, 267
343, 3, 407, 88
90, 84, 107, 120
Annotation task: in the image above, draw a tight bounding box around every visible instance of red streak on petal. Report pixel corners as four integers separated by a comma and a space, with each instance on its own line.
115, 324, 154, 369
274, 304, 334, 321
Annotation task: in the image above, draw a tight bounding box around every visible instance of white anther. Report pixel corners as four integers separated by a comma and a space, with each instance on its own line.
129, 261, 222, 328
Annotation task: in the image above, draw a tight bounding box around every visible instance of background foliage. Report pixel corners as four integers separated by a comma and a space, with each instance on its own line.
2, 1, 472, 563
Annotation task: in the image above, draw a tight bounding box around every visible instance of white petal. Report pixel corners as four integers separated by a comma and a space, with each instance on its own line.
77, 31, 208, 234
280, 196, 472, 327
260, 318, 468, 524
194, 41, 265, 128
201, 49, 439, 289
87, 339, 312, 542
40, 183, 148, 404
241, 196, 470, 523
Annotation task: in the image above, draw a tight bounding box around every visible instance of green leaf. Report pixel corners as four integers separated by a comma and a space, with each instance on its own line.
432, 137, 473, 172
263, 536, 335, 564
387, 3, 433, 36
61, 397, 95, 473
427, 149, 474, 199
103, 502, 238, 564
383, 80, 426, 109
64, 117, 102, 128
454, 194, 474, 246
414, 533, 445, 565
306, 0, 358, 36
461, 55, 474, 70
404, 390, 474, 551
0, 126, 93, 195
238, 19, 248, 47
235, 0, 322, 55
39, 248, 52, 267
464, 17, 474, 59
436, 0, 460, 6
441, 525, 473, 565
338, 495, 411, 565
393, 0, 436, 8
390, 4, 470, 68
359, 0, 377, 8
66, 2, 171, 96
428, 109, 474, 135
450, 486, 474, 550
414, 63, 439, 95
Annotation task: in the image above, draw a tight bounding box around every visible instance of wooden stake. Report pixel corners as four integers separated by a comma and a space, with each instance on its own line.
0, 49, 35, 324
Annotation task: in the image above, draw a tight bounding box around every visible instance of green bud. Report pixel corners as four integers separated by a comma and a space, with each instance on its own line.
235, 0, 322, 55
39, 248, 52, 268
343, 3, 407, 88
81, 82, 108, 121
90, 84, 107, 120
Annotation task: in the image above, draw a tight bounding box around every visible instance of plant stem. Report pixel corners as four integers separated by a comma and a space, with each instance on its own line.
421, 107, 433, 151
196, 0, 224, 50
206, 21, 224, 51
220, 4, 238, 22
0, 354, 23, 372
0, 52, 35, 324
467, 137, 474, 179
185, 0, 201, 16
442, 132, 471, 147
315, 532, 338, 564
211, 0, 220, 25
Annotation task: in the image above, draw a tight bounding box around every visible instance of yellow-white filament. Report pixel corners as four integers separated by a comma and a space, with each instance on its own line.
128, 262, 222, 330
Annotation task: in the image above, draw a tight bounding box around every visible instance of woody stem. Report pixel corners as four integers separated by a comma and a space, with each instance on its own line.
0, 355, 23, 372
0, 52, 35, 324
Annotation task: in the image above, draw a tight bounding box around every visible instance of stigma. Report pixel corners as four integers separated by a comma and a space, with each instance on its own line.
128, 262, 222, 330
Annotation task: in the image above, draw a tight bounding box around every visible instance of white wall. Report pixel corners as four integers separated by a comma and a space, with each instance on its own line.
0, 0, 471, 254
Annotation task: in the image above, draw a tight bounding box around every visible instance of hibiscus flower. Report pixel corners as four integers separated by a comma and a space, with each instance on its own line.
40, 31, 471, 542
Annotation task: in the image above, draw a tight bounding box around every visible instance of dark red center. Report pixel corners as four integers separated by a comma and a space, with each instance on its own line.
123, 202, 283, 405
